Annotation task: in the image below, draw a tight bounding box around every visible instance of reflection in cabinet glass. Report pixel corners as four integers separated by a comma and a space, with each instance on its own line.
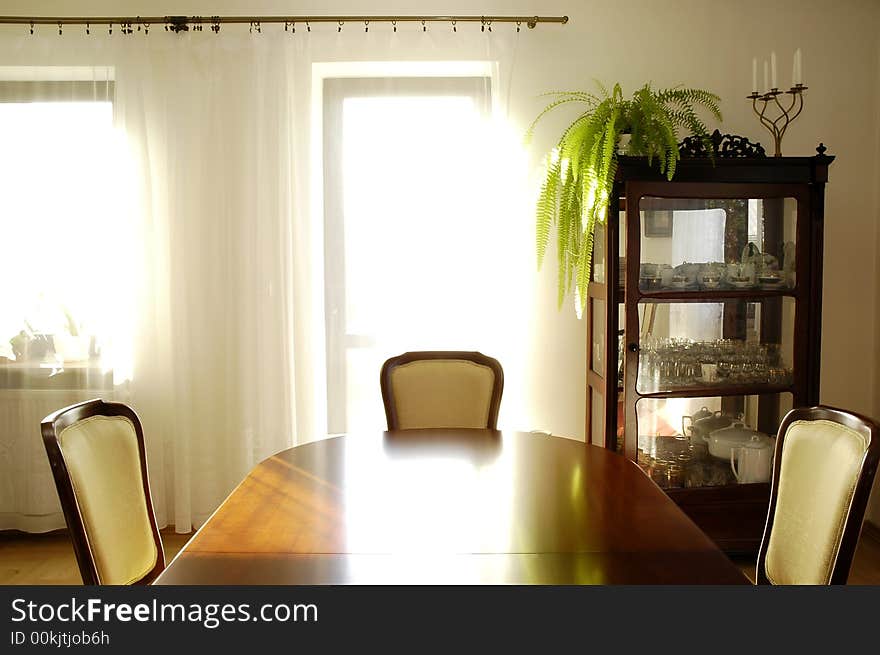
638, 197, 797, 294
591, 299, 606, 375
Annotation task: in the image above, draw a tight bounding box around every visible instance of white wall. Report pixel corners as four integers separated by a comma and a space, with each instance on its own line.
4, 0, 880, 513
870, 15, 880, 524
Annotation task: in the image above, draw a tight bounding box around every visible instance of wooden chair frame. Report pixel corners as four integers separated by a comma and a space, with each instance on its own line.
756, 405, 880, 585
380, 351, 504, 431
41, 398, 165, 585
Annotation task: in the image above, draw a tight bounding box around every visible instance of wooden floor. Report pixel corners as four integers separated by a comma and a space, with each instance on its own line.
733, 525, 880, 585
728, 523, 880, 584
0, 528, 193, 585
2, 524, 880, 585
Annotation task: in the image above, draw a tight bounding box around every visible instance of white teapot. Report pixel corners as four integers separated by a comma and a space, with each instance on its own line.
730, 434, 775, 484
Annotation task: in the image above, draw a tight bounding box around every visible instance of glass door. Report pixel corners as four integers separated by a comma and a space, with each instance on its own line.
323, 75, 497, 434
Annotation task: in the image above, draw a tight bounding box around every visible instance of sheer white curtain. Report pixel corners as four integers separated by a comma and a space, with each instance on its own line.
0, 78, 129, 532
0, 27, 527, 532
113, 35, 307, 530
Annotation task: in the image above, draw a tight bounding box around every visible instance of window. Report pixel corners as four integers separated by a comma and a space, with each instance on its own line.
0, 73, 132, 381
0, 69, 136, 532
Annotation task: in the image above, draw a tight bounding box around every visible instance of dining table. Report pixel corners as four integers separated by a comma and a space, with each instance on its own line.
154, 429, 749, 584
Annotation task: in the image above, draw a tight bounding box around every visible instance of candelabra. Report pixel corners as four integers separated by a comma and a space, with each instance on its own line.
747, 84, 807, 157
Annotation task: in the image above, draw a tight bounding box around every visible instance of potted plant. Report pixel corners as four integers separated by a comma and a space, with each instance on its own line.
528, 82, 722, 316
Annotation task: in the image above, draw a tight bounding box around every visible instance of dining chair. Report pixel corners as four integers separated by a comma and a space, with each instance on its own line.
380, 351, 504, 430
756, 405, 880, 585
41, 398, 165, 585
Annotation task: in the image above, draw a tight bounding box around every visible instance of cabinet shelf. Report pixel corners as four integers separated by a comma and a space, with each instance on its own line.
664, 482, 770, 499
636, 383, 793, 399
635, 288, 796, 303
612, 287, 796, 303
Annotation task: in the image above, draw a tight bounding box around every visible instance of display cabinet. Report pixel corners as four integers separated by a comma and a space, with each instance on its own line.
585, 135, 833, 553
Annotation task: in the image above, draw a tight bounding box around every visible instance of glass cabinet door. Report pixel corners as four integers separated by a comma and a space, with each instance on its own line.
623, 193, 804, 485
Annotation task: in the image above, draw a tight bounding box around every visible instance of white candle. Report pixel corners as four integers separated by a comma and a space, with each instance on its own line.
752, 57, 758, 92
763, 60, 769, 93
771, 51, 777, 89
794, 48, 803, 85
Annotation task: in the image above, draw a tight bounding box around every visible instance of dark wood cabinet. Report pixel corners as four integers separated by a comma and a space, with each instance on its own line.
585, 142, 833, 554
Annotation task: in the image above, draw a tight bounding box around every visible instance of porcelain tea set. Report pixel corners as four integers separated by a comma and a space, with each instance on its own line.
638, 242, 795, 292
682, 407, 775, 484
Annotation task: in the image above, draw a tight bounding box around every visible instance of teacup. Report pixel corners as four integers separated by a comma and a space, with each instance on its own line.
640, 263, 659, 277
758, 271, 784, 286
701, 274, 721, 289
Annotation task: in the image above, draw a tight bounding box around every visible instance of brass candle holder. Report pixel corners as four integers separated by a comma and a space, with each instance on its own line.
747, 84, 807, 156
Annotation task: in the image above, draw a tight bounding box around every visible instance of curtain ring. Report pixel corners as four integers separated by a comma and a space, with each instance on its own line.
422, 20, 426, 32
29, 20, 34, 35
291, 21, 296, 34
338, 21, 343, 33
86, 22, 90, 35
516, 21, 521, 33
391, 20, 397, 33
481, 19, 485, 32
306, 21, 311, 32
452, 20, 457, 33
58, 22, 62, 35
145, 22, 150, 35
364, 20, 369, 33
488, 20, 493, 32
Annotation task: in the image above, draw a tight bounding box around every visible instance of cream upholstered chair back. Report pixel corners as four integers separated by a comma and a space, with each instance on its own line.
41, 399, 165, 585
380, 351, 504, 430
757, 406, 880, 585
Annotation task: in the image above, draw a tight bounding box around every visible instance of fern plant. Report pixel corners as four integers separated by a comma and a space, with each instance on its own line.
529, 82, 722, 317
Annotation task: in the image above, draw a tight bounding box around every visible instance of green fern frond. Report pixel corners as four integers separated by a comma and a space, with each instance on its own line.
574, 212, 596, 318
535, 153, 562, 267
526, 95, 592, 141
526, 92, 603, 142
538, 90, 600, 103
529, 80, 722, 316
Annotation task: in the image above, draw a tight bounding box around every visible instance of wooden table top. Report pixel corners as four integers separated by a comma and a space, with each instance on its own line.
155, 430, 749, 584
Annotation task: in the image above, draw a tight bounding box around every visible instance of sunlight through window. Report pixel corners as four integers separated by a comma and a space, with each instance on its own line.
0, 101, 133, 379
325, 75, 531, 435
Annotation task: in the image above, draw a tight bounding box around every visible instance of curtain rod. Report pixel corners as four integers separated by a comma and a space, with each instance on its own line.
0, 15, 569, 34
